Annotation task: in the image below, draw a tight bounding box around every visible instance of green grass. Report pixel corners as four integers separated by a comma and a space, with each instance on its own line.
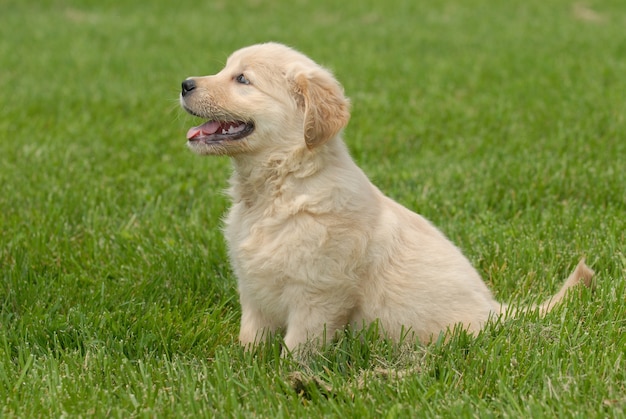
1, 0, 625, 416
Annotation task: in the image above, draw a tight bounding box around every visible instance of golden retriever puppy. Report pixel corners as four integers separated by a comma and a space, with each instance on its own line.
180, 42, 593, 351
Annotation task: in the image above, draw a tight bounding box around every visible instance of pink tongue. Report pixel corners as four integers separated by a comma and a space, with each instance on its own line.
186, 121, 221, 140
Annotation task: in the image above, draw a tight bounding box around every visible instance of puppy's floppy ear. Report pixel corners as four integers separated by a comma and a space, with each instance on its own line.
293, 68, 351, 149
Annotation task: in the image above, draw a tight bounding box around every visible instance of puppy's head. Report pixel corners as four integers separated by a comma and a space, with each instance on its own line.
180, 43, 350, 156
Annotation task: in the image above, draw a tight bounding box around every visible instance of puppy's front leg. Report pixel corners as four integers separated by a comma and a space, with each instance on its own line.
283, 291, 351, 353
239, 294, 278, 349
284, 313, 335, 353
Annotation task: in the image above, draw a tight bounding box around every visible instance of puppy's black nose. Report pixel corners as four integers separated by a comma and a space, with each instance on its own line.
181, 79, 196, 96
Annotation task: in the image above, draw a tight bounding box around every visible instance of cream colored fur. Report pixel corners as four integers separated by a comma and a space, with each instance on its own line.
180, 43, 594, 351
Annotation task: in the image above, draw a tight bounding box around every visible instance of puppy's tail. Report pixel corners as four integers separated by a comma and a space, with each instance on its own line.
500, 258, 595, 317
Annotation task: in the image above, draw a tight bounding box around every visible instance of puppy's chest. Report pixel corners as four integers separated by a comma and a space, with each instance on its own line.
224, 197, 370, 298
225, 201, 328, 276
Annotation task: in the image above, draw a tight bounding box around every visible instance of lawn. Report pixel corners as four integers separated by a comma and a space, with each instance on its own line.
1, 0, 625, 417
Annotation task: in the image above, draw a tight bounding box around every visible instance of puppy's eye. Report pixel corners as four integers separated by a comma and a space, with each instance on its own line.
235, 74, 250, 85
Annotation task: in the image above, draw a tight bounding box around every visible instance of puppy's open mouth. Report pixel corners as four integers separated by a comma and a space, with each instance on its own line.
186, 120, 255, 143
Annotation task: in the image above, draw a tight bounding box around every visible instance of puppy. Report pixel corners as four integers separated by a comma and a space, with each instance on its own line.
180, 42, 593, 351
